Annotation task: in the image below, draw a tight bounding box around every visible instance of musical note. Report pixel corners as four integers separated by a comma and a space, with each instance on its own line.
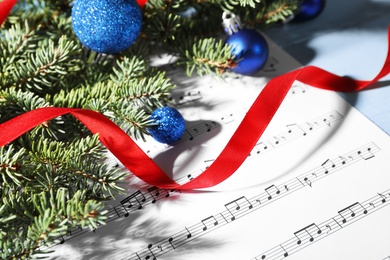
176, 90, 202, 105
303, 176, 312, 187
201, 216, 219, 231
224, 196, 253, 221
337, 202, 367, 224
273, 136, 281, 145
323, 117, 331, 127
168, 237, 175, 249
58, 235, 65, 244
204, 122, 213, 132
291, 85, 307, 94
145, 244, 156, 260
280, 245, 289, 257
293, 223, 322, 244
185, 129, 194, 140
359, 202, 368, 214
185, 227, 192, 238
113, 204, 130, 217
357, 147, 375, 160
306, 122, 314, 131
378, 193, 387, 203
325, 224, 332, 234
265, 185, 280, 200
147, 186, 160, 204
338, 155, 353, 165
220, 113, 235, 124
261, 56, 279, 72
286, 123, 307, 136
120, 190, 146, 210
321, 159, 336, 174
249, 142, 268, 156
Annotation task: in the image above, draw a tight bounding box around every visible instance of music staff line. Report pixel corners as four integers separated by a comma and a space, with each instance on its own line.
53, 110, 344, 246
145, 100, 317, 156
180, 110, 343, 184
124, 143, 380, 260
253, 187, 390, 260
167, 54, 306, 108
168, 81, 307, 108
247, 110, 342, 158
142, 110, 240, 155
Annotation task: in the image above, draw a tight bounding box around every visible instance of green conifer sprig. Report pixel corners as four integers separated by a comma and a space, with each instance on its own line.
0, 0, 301, 258
184, 38, 237, 76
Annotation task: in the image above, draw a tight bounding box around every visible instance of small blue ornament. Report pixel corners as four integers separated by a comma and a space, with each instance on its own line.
294, 0, 326, 22
222, 12, 268, 75
147, 107, 186, 145
71, 0, 142, 54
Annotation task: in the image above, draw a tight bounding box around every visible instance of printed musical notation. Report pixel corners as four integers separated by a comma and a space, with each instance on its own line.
58, 188, 181, 242
169, 90, 203, 107
138, 75, 309, 157
46, 35, 390, 260
56, 110, 345, 245
248, 110, 342, 158
140, 106, 341, 158
123, 143, 380, 260
253, 187, 390, 260
175, 110, 343, 185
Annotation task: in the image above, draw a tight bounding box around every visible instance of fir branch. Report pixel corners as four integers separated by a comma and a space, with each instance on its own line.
109, 104, 155, 141
0, 21, 39, 88
0, 145, 27, 187
0, 88, 50, 123
111, 56, 148, 86
9, 35, 82, 95
0, 1, 302, 257
183, 38, 237, 76
115, 71, 175, 108
262, 0, 299, 24
144, 9, 182, 43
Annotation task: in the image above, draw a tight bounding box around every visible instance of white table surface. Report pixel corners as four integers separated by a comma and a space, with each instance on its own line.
264, 0, 390, 135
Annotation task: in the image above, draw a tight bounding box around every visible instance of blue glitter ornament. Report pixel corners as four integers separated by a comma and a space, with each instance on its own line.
222, 12, 268, 75
147, 107, 186, 144
294, 0, 326, 21
71, 0, 142, 54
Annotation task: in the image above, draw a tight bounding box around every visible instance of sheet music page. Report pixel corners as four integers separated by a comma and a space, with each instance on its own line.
47, 37, 390, 260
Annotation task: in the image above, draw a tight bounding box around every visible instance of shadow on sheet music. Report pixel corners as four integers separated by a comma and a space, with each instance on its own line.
45, 203, 222, 260
239, 88, 358, 190
152, 118, 222, 181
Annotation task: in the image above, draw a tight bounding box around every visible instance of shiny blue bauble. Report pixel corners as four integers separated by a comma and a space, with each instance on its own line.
294, 0, 326, 21
226, 28, 269, 75
148, 107, 186, 145
71, 0, 142, 54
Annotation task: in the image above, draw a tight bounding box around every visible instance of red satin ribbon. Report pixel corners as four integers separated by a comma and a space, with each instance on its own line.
0, 0, 17, 25
1, 27, 390, 190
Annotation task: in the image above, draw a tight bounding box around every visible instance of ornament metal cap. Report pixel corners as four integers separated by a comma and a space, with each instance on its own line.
221, 12, 243, 35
